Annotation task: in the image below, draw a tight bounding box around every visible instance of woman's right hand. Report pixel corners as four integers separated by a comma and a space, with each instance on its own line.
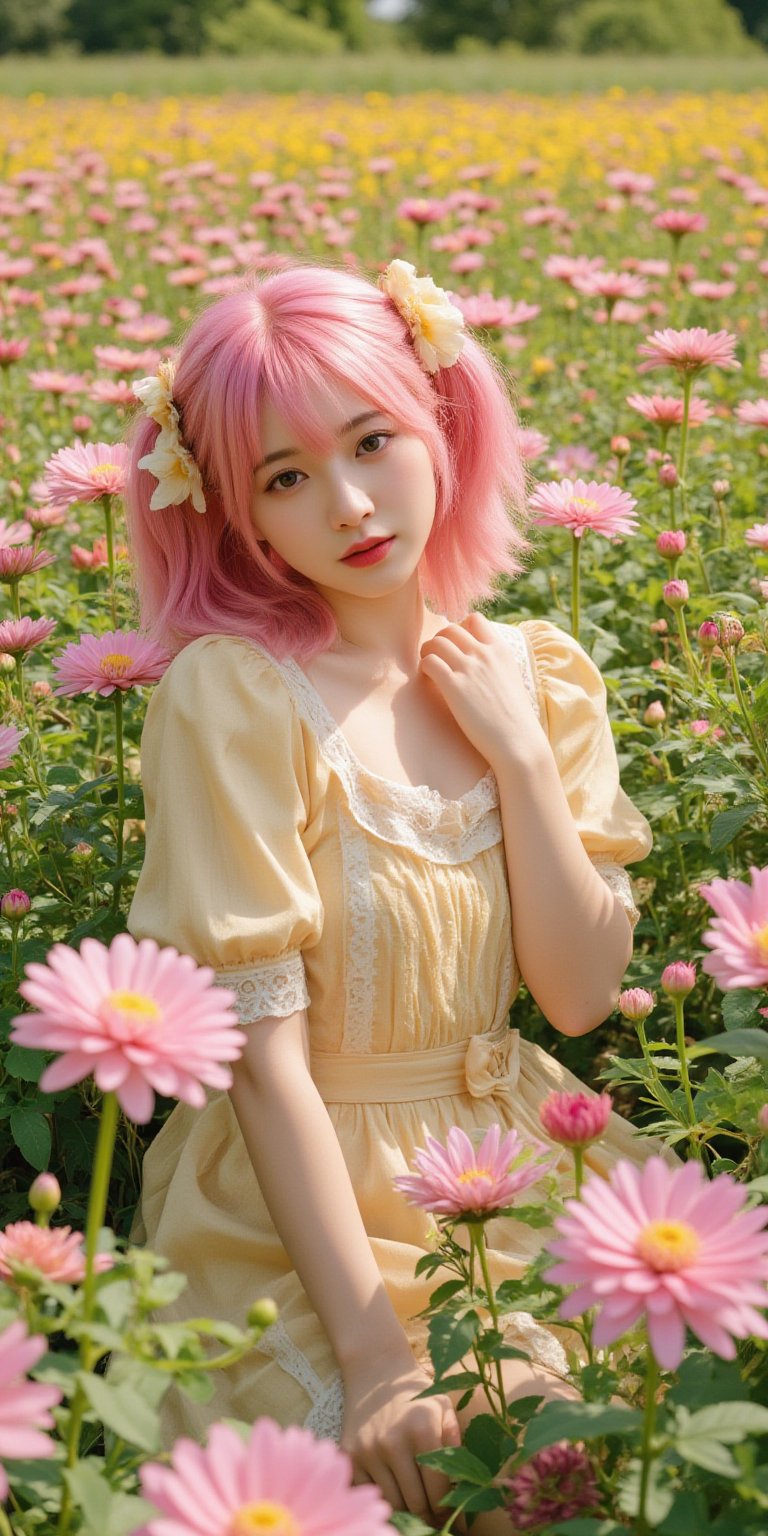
341, 1349, 462, 1528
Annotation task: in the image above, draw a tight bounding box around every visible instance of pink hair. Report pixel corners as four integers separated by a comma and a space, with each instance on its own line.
124, 259, 535, 662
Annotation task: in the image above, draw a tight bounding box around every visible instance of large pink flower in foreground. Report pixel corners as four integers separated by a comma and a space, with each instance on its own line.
0, 1221, 113, 1287
698, 865, 768, 990
0, 1319, 61, 1501
52, 629, 170, 697
528, 479, 639, 540
43, 440, 130, 506
545, 1157, 768, 1369
11, 933, 245, 1124
637, 327, 740, 375
394, 1123, 553, 1219
136, 1418, 392, 1536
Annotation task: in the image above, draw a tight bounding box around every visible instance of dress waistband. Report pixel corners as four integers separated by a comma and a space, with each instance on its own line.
310, 1024, 521, 1105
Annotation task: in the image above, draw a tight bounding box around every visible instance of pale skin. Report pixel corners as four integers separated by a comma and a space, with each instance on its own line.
226, 380, 633, 1530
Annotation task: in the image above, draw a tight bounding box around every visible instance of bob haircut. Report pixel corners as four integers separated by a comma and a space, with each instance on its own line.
124, 258, 536, 663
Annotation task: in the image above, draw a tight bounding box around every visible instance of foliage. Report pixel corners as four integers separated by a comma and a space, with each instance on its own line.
555, 0, 758, 55
0, 0, 69, 54
206, 0, 344, 55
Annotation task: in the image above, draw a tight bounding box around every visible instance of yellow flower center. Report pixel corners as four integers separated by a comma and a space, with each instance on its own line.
636, 1219, 700, 1271
457, 1166, 493, 1185
754, 921, 768, 961
228, 1503, 300, 1535
103, 990, 162, 1026
89, 463, 120, 477
99, 652, 134, 677
571, 497, 601, 515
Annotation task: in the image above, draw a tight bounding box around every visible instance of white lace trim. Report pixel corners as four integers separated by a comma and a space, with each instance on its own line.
591, 860, 641, 930
257, 1318, 344, 1443
245, 625, 541, 866
214, 951, 309, 1022
338, 810, 377, 1052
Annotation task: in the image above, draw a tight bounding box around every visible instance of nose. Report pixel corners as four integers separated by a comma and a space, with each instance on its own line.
327, 461, 375, 529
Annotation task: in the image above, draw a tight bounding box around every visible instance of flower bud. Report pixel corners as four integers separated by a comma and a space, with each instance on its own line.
712, 479, 730, 498
663, 579, 689, 608
650, 618, 668, 635
72, 415, 92, 433
644, 701, 666, 725
539, 1089, 612, 1149
715, 612, 745, 652
71, 842, 94, 864
698, 620, 720, 652
28, 1172, 61, 1216
656, 529, 687, 559
0, 653, 15, 675
661, 961, 697, 999
31, 680, 52, 699
247, 1297, 279, 1331
611, 435, 631, 456
1, 888, 30, 923
689, 719, 711, 736
618, 987, 655, 1021
658, 461, 679, 489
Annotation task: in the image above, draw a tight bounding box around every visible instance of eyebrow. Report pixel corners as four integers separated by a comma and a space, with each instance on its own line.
255, 411, 386, 472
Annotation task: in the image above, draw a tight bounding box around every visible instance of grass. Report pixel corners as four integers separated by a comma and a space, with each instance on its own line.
0, 48, 766, 97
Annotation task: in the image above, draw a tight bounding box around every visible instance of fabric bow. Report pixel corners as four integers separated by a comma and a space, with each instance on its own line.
464, 1028, 520, 1098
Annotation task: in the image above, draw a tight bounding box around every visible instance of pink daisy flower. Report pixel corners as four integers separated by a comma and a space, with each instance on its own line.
699, 865, 768, 990
394, 1123, 553, 1220
545, 1157, 768, 1369
528, 479, 639, 540
52, 629, 170, 698
0, 723, 24, 770
572, 270, 648, 301
504, 1442, 601, 1530
518, 427, 550, 462
625, 393, 713, 427
0, 518, 32, 549
652, 210, 707, 236
43, 441, 130, 506
0, 1220, 113, 1287
637, 327, 740, 375
27, 370, 87, 397
0, 1319, 61, 1501
736, 399, 768, 428
0, 547, 55, 583
746, 524, 768, 552
135, 1418, 392, 1536
11, 933, 246, 1125
0, 618, 56, 658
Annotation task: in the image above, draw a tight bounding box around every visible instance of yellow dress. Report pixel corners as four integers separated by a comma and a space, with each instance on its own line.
127, 617, 655, 1446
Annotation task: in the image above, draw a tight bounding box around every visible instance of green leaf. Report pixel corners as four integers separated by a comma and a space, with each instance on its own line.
463, 1412, 518, 1473
388, 1516, 436, 1536
3, 1045, 48, 1082
656, 1489, 709, 1535
523, 1400, 641, 1457
710, 803, 761, 851
416, 1444, 491, 1482
427, 1310, 480, 1377
63, 1460, 112, 1533
10, 1104, 52, 1170
617, 1456, 674, 1523
680, 1402, 768, 1442
426, 1278, 466, 1308
78, 1370, 161, 1453
549, 1523, 627, 1535
672, 1434, 740, 1478
691, 1029, 768, 1061
721, 990, 766, 1030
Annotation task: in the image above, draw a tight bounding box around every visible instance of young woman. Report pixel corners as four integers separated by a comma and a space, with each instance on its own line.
125, 258, 656, 1532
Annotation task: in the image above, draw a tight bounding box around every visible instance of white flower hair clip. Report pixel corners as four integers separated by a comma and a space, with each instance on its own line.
378, 259, 466, 375
132, 358, 207, 516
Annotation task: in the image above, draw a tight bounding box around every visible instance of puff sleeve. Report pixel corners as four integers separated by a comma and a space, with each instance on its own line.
519, 619, 653, 930
127, 635, 324, 1023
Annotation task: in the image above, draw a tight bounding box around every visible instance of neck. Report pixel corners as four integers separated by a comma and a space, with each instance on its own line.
317, 574, 443, 677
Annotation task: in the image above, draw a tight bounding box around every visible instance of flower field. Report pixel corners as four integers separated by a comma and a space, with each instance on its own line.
0, 86, 767, 1533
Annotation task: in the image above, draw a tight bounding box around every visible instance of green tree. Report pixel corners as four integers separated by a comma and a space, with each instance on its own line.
206, 0, 343, 51
725, 0, 768, 40
0, 0, 67, 51
64, 0, 239, 54
406, 0, 572, 51
556, 0, 758, 53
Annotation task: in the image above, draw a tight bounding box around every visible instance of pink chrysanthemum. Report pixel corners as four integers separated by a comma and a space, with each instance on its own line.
0, 1319, 61, 1501
504, 1442, 601, 1530
545, 1157, 768, 1369
0, 618, 56, 658
625, 392, 713, 427
0, 1221, 113, 1287
652, 210, 707, 236
572, 270, 648, 301
699, 865, 768, 990
0, 518, 31, 549
637, 327, 740, 375
539, 1090, 612, 1149
746, 524, 768, 552
27, 370, 86, 396
51, 629, 170, 698
135, 1418, 392, 1536
736, 399, 768, 428
43, 440, 130, 505
518, 427, 550, 462
394, 1124, 553, 1219
528, 479, 639, 540
0, 723, 24, 770
11, 933, 245, 1124
0, 547, 55, 582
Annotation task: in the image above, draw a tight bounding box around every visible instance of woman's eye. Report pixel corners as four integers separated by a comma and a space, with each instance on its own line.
267, 469, 304, 493
358, 432, 392, 454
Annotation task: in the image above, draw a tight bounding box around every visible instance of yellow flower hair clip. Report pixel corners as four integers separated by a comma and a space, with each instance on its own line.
133, 358, 207, 516
378, 259, 466, 375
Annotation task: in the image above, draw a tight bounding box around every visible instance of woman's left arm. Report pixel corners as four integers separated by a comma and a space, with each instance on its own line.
419, 612, 634, 1037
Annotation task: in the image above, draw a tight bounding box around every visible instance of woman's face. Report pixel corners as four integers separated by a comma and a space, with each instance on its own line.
249, 381, 437, 602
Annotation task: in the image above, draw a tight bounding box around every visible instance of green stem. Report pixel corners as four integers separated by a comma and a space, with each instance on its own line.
474, 1224, 506, 1417
673, 998, 697, 1135
729, 650, 768, 779
111, 691, 125, 914
571, 532, 582, 642
636, 1019, 663, 1098
673, 605, 698, 681
572, 1144, 584, 1197
637, 1343, 659, 1536
0, 1504, 16, 1536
